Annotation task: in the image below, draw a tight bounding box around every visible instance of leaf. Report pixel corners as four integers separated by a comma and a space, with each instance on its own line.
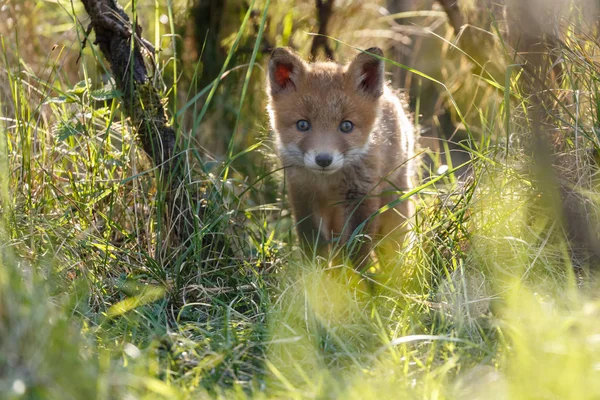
56, 121, 85, 141
92, 107, 111, 118
90, 88, 122, 101
46, 80, 88, 104
68, 79, 90, 95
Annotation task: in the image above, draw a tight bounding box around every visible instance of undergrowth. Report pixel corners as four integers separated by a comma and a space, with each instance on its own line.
2, 0, 600, 399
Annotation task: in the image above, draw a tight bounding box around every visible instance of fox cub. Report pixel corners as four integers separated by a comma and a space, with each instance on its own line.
267, 47, 416, 267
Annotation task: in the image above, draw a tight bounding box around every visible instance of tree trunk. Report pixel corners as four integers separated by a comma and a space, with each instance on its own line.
311, 0, 335, 60
80, 0, 196, 261
504, 0, 600, 267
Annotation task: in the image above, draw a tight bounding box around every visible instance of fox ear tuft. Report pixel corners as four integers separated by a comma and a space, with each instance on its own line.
268, 48, 305, 95
347, 47, 384, 98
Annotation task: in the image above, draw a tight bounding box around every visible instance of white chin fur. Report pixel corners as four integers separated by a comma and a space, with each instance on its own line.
306, 167, 341, 175
303, 150, 344, 174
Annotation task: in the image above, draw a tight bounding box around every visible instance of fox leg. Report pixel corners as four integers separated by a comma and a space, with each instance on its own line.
342, 195, 380, 271
288, 188, 329, 260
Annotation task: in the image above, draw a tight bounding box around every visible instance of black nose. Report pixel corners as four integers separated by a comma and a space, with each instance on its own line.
315, 153, 333, 168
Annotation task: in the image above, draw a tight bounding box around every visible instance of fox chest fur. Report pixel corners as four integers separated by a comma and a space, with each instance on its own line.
266, 47, 416, 266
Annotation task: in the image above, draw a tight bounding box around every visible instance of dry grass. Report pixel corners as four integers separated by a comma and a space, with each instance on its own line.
1, 0, 600, 398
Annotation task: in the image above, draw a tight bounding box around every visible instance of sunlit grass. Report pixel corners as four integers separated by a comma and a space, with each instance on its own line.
1, 0, 600, 398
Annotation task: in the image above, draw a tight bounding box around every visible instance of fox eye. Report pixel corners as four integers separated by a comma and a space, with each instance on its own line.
296, 120, 310, 132
339, 120, 354, 133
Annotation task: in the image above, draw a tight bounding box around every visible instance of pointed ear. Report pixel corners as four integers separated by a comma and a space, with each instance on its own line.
346, 47, 384, 98
268, 47, 306, 95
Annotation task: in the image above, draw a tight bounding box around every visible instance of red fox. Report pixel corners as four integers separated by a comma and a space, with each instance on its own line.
267, 47, 416, 268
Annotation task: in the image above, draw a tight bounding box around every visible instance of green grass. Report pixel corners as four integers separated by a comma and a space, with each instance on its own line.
2, 0, 600, 398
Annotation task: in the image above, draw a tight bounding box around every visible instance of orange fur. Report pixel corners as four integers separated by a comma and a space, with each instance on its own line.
267, 47, 416, 268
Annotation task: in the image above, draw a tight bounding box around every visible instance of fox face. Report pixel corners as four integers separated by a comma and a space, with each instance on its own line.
267, 47, 385, 174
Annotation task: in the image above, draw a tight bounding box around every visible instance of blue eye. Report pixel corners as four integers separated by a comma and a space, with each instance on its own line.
296, 120, 310, 132
339, 120, 354, 133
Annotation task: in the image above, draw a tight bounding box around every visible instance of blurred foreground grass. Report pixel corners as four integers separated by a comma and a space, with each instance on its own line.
2, 0, 600, 398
